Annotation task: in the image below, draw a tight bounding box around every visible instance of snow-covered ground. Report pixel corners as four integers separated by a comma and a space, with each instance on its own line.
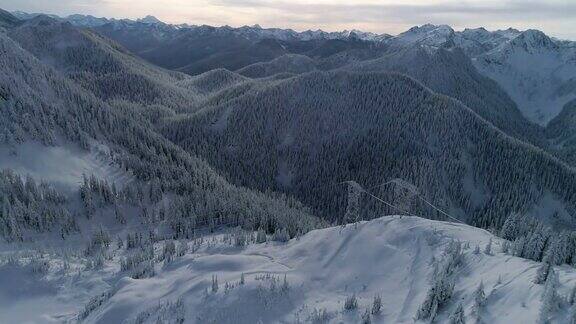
1, 215, 573, 323
0, 141, 131, 193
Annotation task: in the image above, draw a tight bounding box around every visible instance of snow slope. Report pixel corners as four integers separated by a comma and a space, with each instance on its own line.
0, 141, 131, 193
1, 215, 573, 323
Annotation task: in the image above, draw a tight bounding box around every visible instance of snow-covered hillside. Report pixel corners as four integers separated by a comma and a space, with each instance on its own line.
0, 141, 131, 193
1, 215, 574, 323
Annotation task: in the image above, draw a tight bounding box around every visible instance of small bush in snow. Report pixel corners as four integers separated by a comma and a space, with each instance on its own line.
121, 245, 154, 272
29, 257, 50, 275
212, 274, 219, 293
85, 229, 111, 256
484, 238, 493, 255
86, 253, 105, 270
233, 228, 248, 247
256, 228, 267, 243
130, 260, 155, 279
272, 228, 290, 243
281, 274, 289, 292
569, 284, 576, 305
126, 233, 145, 249
308, 308, 330, 324
160, 240, 176, 264
371, 294, 382, 315
78, 290, 114, 321
344, 294, 358, 311
501, 240, 510, 254
448, 303, 465, 324
472, 281, 486, 316
535, 257, 552, 284
116, 236, 124, 249
176, 240, 188, 257
127, 297, 185, 324
121, 245, 155, 279
4, 253, 19, 266
361, 308, 371, 324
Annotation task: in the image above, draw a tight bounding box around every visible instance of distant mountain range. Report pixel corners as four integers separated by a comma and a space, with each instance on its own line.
9, 11, 391, 42
10, 10, 575, 126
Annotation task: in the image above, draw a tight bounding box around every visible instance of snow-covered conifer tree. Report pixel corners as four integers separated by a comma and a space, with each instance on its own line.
535, 257, 552, 284
371, 294, 382, 315
449, 303, 465, 324
484, 238, 492, 255
538, 269, 559, 323
344, 294, 358, 311
361, 308, 371, 324
212, 274, 219, 293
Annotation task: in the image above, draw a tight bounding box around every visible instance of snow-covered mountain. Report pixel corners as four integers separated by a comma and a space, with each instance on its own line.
10, 10, 389, 42
387, 23, 576, 126
15, 11, 574, 126
136, 15, 163, 25
473, 30, 576, 125
389, 24, 455, 48
1, 215, 574, 323
65, 14, 110, 27
3, 8, 576, 323
452, 27, 520, 56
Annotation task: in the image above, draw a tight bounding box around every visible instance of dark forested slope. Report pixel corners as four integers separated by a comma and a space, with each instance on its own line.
162, 71, 576, 229
8, 16, 200, 111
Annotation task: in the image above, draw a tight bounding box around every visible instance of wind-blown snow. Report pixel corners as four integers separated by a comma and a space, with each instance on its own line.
1, 216, 574, 323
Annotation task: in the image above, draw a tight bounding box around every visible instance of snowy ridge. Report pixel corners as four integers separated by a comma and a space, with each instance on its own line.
390, 24, 455, 48
9, 11, 574, 48
10, 10, 391, 42
1, 215, 573, 323
474, 29, 576, 125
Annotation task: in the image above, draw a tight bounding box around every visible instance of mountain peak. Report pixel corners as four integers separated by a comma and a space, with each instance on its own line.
65, 14, 109, 27
137, 15, 163, 24
407, 24, 453, 33
395, 24, 455, 47
23, 14, 60, 27
509, 29, 558, 52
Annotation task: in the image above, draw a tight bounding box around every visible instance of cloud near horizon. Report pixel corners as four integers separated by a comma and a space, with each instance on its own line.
1, 0, 575, 39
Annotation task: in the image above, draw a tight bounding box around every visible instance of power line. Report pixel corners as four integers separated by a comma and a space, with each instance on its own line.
341, 179, 465, 224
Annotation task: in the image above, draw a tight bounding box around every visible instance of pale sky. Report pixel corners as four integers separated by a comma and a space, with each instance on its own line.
1, 0, 575, 40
